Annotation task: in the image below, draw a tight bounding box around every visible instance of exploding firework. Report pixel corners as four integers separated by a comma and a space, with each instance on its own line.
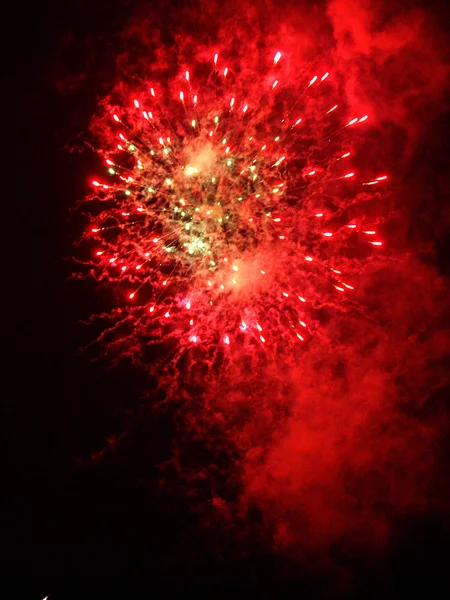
78, 49, 387, 379
66, 1, 450, 579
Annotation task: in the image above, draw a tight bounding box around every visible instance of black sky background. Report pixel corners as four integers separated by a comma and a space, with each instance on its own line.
3, 0, 450, 596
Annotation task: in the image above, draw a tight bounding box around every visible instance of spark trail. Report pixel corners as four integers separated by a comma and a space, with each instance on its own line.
78, 49, 387, 380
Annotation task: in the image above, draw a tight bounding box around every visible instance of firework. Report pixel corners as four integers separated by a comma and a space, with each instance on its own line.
79, 50, 387, 367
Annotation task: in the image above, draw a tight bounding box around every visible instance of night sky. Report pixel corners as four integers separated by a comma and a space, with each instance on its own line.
4, 0, 450, 596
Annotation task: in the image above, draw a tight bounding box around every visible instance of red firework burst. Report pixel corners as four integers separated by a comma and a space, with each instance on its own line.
78, 49, 387, 367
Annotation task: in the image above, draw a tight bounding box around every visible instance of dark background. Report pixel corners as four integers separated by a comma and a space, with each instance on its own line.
3, 0, 450, 596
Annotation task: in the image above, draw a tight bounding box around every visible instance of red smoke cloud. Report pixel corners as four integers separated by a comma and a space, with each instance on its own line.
327, 0, 449, 156
239, 261, 449, 553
